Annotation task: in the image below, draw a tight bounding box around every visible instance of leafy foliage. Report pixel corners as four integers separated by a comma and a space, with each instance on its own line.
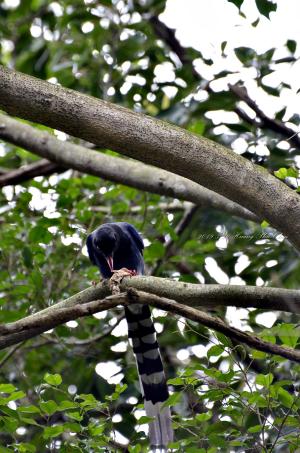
0, 0, 300, 451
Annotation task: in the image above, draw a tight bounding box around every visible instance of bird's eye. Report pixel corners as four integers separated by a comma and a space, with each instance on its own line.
95, 240, 102, 250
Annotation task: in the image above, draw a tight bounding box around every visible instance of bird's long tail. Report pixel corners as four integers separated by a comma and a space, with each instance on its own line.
125, 303, 173, 450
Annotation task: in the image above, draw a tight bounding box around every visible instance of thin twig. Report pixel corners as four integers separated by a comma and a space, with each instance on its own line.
0, 341, 25, 369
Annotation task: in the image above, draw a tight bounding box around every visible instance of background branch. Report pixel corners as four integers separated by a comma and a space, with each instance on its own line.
0, 158, 64, 186
229, 84, 300, 149
0, 113, 258, 223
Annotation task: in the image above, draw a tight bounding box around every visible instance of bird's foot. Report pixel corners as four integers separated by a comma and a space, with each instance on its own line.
110, 268, 137, 294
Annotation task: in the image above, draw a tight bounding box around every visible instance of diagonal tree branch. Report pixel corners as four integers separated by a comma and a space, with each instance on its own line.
0, 112, 258, 222
229, 84, 300, 149
126, 290, 300, 363
0, 66, 299, 250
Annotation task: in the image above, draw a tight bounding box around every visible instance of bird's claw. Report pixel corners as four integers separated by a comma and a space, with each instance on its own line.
109, 268, 137, 294
112, 268, 137, 276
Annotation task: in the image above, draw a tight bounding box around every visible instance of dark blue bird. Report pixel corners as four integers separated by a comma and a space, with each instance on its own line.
86, 222, 173, 450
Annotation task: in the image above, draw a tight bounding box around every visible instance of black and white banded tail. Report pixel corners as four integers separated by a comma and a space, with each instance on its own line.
126, 303, 173, 450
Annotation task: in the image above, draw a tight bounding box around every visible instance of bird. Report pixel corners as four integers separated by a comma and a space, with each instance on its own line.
86, 222, 173, 451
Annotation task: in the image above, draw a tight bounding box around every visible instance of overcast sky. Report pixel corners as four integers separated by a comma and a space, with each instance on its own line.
162, 0, 300, 117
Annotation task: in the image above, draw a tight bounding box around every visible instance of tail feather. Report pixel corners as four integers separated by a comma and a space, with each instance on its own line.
125, 304, 173, 448
145, 400, 173, 450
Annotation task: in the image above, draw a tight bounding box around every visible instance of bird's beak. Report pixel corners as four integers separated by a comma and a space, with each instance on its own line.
106, 255, 114, 272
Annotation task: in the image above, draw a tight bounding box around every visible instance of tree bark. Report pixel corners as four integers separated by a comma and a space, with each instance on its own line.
0, 284, 300, 363
0, 66, 299, 250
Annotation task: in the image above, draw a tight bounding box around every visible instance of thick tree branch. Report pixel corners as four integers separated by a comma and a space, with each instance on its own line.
117, 276, 300, 314
1, 285, 300, 363
1, 277, 300, 334
0, 276, 300, 349
0, 67, 299, 251
0, 113, 257, 222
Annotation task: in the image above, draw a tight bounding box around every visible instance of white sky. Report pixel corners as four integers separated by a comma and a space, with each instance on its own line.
162, 0, 300, 117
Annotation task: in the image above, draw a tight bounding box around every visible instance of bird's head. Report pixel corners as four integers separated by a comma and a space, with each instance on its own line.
92, 226, 119, 272
87, 222, 144, 278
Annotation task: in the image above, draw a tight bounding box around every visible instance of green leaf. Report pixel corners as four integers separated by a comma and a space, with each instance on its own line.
144, 242, 165, 262
57, 401, 79, 411
195, 411, 212, 422
261, 220, 269, 228
114, 383, 128, 395
0, 384, 16, 393
88, 422, 105, 436
216, 333, 232, 348
256, 373, 273, 387
227, 0, 244, 8
207, 345, 224, 359
162, 392, 182, 408
167, 377, 184, 386
286, 167, 298, 178
15, 443, 36, 453
278, 388, 294, 408
128, 445, 142, 453
22, 246, 34, 269
255, 0, 277, 18
136, 415, 155, 424
18, 417, 39, 426
287, 40, 297, 53
0, 416, 18, 433
276, 324, 299, 348
40, 400, 58, 415
66, 411, 83, 421
188, 121, 205, 136
0, 391, 26, 405
17, 405, 40, 414
248, 424, 262, 433
274, 168, 288, 180
234, 47, 255, 64
0, 446, 14, 453
77, 393, 99, 409
43, 425, 64, 439
261, 83, 279, 97
43, 373, 62, 386
29, 226, 52, 244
